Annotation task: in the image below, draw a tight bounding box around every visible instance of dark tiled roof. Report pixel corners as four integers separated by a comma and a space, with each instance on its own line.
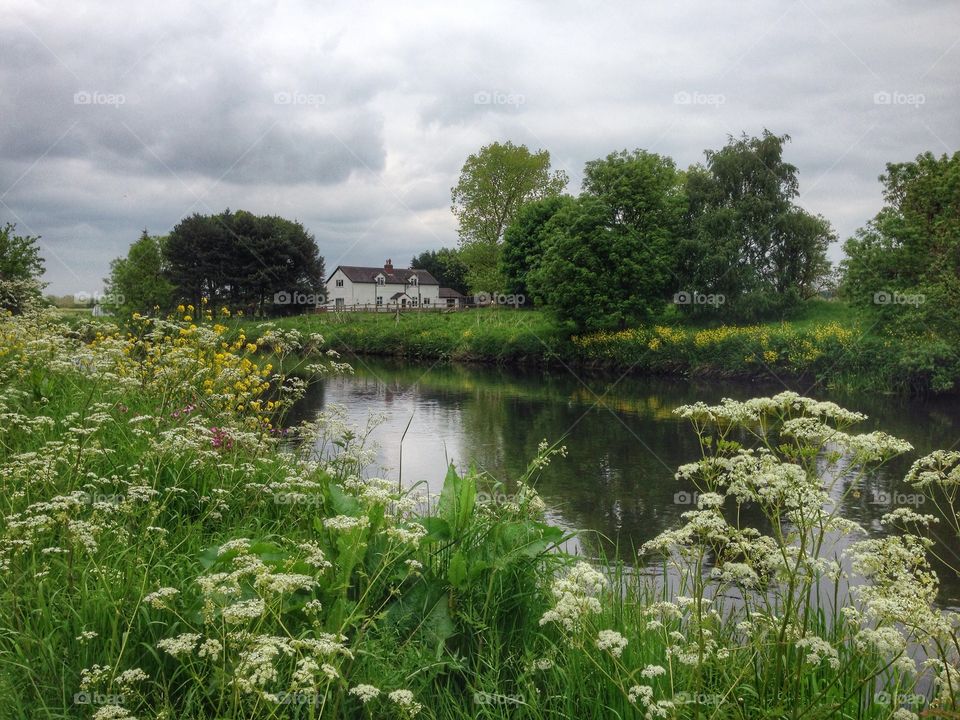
389, 291, 411, 300
328, 265, 439, 285
438, 287, 465, 298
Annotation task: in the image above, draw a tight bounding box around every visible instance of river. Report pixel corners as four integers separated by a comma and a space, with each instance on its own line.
290, 357, 960, 606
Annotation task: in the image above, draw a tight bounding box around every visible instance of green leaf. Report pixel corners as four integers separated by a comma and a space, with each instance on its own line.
328, 483, 361, 517
421, 517, 451, 542
447, 551, 468, 589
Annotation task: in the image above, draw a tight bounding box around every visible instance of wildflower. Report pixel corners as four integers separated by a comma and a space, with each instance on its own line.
115, 668, 149, 687
157, 633, 201, 657
386, 522, 427, 547
80, 664, 112, 689
640, 664, 666, 678
144, 587, 179, 609
539, 562, 606, 632
628, 684, 654, 705
349, 684, 381, 703
596, 629, 628, 658
217, 538, 251, 556
388, 689, 422, 716
299, 542, 332, 569
198, 638, 222, 658
221, 598, 266, 623
324, 515, 369, 532
795, 635, 840, 669
92, 707, 137, 720
76, 630, 98, 642
533, 658, 554, 671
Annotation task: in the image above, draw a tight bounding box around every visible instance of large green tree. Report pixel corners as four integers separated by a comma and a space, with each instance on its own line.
679, 131, 833, 318
841, 151, 960, 336
163, 210, 325, 315
104, 231, 174, 316
410, 248, 469, 294
451, 141, 568, 293
500, 195, 575, 299
0, 222, 45, 313
530, 150, 685, 330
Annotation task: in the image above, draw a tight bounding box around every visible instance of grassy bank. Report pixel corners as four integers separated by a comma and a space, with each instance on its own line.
3, 306, 960, 718
244, 301, 953, 394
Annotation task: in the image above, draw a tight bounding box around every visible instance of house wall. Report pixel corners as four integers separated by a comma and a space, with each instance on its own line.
325, 268, 441, 309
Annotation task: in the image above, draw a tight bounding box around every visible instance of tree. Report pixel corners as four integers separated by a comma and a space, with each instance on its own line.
530, 197, 667, 331
530, 150, 686, 330
410, 248, 469, 294
0, 222, 46, 313
163, 210, 325, 315
679, 131, 833, 318
500, 195, 575, 299
104, 231, 173, 315
451, 141, 568, 293
841, 151, 960, 332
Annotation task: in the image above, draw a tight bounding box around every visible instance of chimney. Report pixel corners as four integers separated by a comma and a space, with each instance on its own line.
384, 258, 393, 273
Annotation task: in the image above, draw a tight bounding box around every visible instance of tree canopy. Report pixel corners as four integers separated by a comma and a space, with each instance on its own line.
451, 141, 568, 293
678, 131, 833, 318
104, 230, 173, 315
0, 222, 46, 313
529, 151, 685, 330
410, 248, 469, 295
163, 210, 325, 315
841, 151, 960, 340
501, 195, 575, 299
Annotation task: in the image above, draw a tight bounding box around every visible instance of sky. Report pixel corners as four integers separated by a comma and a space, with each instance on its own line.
1, 0, 958, 296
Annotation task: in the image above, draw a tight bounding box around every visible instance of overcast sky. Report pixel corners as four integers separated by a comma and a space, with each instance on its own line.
2, 0, 957, 295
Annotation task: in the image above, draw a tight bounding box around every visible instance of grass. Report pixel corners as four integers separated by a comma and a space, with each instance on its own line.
248, 299, 958, 395
1, 304, 958, 718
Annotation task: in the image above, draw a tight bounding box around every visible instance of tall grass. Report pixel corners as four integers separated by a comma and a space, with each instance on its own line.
0, 304, 958, 719
246, 302, 953, 394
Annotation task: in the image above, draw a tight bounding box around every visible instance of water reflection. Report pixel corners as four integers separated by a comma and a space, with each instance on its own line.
293, 358, 960, 605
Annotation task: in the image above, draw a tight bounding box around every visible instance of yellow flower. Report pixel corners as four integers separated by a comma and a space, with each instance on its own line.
177, 304, 185, 313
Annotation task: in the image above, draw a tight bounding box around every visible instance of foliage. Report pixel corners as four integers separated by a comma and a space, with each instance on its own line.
530, 151, 686, 330
163, 209, 325, 316
841, 151, 960, 364
451, 141, 568, 294
2, 309, 959, 717
0, 222, 46, 313
677, 131, 833, 319
104, 230, 175, 315
501, 195, 575, 299
410, 247, 470, 295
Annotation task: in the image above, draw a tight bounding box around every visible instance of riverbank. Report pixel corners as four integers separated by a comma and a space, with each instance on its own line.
244, 301, 953, 394
4, 306, 959, 718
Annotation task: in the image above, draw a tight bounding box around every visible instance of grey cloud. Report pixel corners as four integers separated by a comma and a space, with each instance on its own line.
0, 0, 957, 293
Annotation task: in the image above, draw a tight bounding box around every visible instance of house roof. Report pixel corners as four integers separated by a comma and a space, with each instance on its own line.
439, 287, 465, 298
389, 291, 412, 301
327, 265, 439, 285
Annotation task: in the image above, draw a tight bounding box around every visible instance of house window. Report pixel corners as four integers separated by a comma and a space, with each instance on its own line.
335, 298, 344, 308
376, 296, 383, 306
423, 297, 430, 306
377, 276, 385, 286
335, 279, 344, 287
410, 276, 418, 286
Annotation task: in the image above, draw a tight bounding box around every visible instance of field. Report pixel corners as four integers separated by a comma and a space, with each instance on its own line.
2, 305, 960, 719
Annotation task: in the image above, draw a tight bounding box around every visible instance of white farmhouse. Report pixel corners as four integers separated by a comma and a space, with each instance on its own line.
325, 260, 441, 310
